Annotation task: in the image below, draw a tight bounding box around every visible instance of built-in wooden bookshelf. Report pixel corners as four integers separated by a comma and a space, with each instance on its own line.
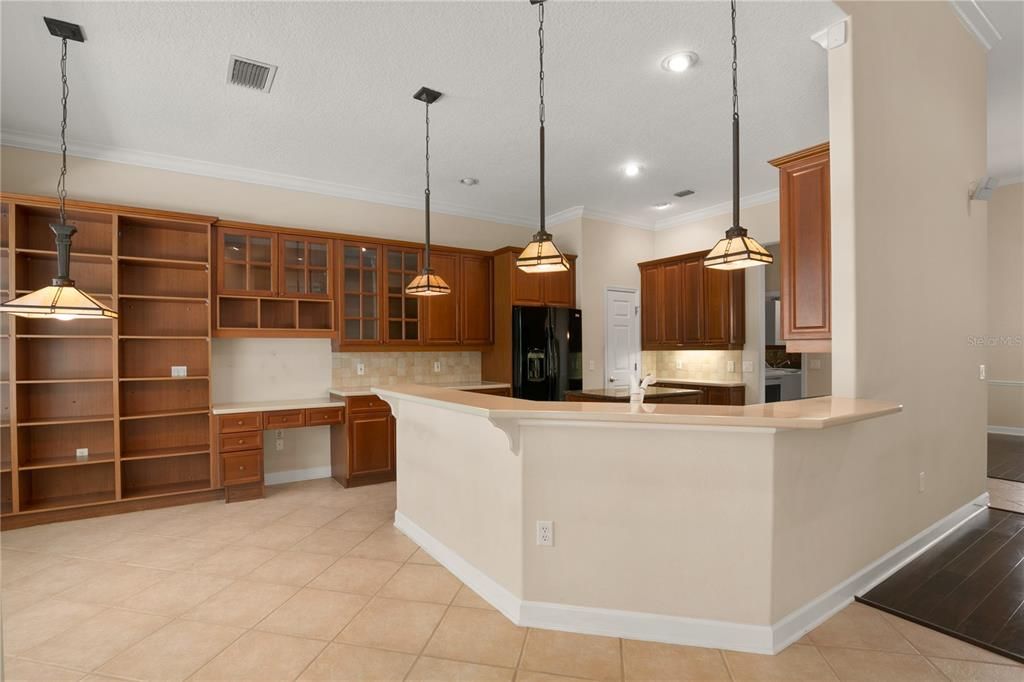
0, 194, 215, 525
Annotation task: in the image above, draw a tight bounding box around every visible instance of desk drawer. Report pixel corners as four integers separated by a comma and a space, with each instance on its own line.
219, 431, 263, 453
222, 451, 262, 486
219, 412, 263, 433
346, 395, 389, 413
306, 407, 344, 425
264, 409, 305, 429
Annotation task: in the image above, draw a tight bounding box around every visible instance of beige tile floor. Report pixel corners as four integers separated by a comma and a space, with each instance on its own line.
2, 477, 1022, 682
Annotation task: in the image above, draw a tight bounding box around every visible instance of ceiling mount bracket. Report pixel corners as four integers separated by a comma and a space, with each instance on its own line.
412, 87, 443, 104
44, 17, 85, 42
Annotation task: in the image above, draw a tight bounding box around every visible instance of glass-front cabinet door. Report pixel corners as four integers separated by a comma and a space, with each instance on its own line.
384, 247, 422, 343
219, 228, 275, 296
340, 242, 381, 344
279, 237, 330, 298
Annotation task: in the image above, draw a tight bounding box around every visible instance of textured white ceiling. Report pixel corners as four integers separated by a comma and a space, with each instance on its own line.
980, 0, 1024, 181
4, 1, 845, 228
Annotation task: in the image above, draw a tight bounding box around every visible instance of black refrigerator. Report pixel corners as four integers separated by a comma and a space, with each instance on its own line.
512, 306, 583, 401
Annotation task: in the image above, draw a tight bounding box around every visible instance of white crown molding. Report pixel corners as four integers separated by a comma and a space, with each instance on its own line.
653, 188, 779, 231
950, 0, 1002, 50
998, 175, 1024, 186
580, 207, 654, 231
1, 129, 541, 229
545, 205, 585, 227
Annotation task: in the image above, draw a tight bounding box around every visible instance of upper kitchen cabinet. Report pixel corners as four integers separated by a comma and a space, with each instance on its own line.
214, 221, 334, 337
495, 248, 577, 308
459, 253, 494, 345
769, 142, 831, 352
638, 250, 744, 350
338, 241, 382, 345
384, 246, 423, 344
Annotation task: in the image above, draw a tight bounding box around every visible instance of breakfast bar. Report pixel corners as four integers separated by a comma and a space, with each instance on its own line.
372, 385, 939, 655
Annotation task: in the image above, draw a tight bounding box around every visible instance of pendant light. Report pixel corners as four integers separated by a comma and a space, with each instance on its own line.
406, 86, 451, 296
0, 18, 118, 320
516, 0, 569, 274
703, 1, 774, 271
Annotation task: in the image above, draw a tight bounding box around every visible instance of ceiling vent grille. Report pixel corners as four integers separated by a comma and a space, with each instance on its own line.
227, 55, 277, 93
673, 189, 695, 198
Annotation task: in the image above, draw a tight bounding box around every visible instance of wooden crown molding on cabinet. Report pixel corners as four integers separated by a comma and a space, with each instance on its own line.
0, 192, 217, 224
767, 142, 831, 169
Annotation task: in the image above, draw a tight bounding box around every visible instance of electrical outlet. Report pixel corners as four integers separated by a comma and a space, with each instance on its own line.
170, 365, 187, 377
275, 430, 284, 439
979, 364, 986, 380
536, 521, 553, 547
75, 448, 89, 460
742, 361, 753, 373
675, 360, 683, 370
433, 361, 441, 373
809, 359, 823, 370
356, 362, 365, 376
588, 360, 595, 371
726, 360, 735, 373
276, 438, 285, 451
919, 471, 926, 493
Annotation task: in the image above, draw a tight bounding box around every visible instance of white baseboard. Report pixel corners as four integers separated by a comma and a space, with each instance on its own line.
988, 425, 1024, 437
265, 466, 332, 486
394, 494, 989, 655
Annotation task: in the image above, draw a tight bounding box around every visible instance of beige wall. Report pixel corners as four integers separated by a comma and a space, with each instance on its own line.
575, 217, 654, 389
825, 0, 988, 569
986, 182, 1024, 430
0, 146, 535, 250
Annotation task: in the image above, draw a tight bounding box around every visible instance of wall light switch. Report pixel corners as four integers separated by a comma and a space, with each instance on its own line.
588, 360, 595, 371
170, 365, 187, 377
675, 360, 683, 370
75, 448, 89, 460
356, 362, 365, 376
726, 360, 736, 373
979, 364, 986, 380
433, 361, 442, 373
742, 361, 753, 373
275, 438, 285, 451
809, 359, 823, 370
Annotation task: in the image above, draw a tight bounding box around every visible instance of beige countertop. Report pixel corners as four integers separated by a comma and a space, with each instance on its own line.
373, 384, 902, 430
212, 397, 343, 415
329, 381, 511, 398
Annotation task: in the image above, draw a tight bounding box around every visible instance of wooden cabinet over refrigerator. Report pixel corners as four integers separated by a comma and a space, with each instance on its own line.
769, 142, 831, 352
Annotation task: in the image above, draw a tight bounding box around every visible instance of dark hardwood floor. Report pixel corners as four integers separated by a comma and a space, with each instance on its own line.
989, 433, 1024, 483
858, 506, 1024, 663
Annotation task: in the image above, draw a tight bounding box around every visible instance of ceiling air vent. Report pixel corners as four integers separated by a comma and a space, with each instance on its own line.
673, 189, 695, 198
227, 55, 278, 93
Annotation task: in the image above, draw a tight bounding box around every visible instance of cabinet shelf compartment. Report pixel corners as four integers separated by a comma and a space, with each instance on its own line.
118, 216, 209, 264
15, 337, 113, 381
119, 378, 208, 418
260, 299, 296, 329
17, 420, 115, 470
15, 206, 113, 256
119, 260, 209, 299
1, 471, 11, 514
120, 412, 209, 460
1, 425, 10, 472
16, 315, 113, 337
217, 297, 258, 329
119, 299, 209, 337
0, 336, 8, 382
121, 453, 211, 499
120, 338, 209, 380
298, 300, 332, 330
15, 382, 114, 425
15, 252, 113, 297
17, 463, 116, 512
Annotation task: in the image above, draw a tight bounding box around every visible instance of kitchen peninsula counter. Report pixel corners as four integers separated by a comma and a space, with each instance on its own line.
374, 384, 936, 658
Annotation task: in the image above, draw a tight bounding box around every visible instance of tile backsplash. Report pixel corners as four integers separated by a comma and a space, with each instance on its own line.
332, 351, 481, 388
646, 350, 743, 383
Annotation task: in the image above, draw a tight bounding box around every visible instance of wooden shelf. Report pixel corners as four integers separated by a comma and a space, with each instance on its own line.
118, 294, 209, 303
120, 445, 209, 461
119, 376, 209, 382
16, 335, 112, 339
18, 415, 115, 427
19, 454, 116, 471
119, 335, 209, 340
20, 491, 116, 513
16, 378, 113, 385
117, 255, 207, 269
120, 479, 211, 500
14, 248, 112, 263
118, 408, 209, 421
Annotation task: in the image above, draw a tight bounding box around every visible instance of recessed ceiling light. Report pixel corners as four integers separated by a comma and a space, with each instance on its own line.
652, 202, 673, 210
661, 52, 699, 73
623, 163, 642, 177
459, 177, 479, 186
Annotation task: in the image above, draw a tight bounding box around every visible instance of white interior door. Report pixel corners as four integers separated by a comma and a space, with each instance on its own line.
605, 287, 640, 389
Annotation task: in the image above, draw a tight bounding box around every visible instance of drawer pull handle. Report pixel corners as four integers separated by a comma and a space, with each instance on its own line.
238, 439, 244, 444
239, 466, 245, 471
236, 420, 243, 425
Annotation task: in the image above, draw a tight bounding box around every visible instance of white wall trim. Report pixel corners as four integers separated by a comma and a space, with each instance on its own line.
653, 188, 779, 231
546, 205, 584, 227
581, 207, 654, 231
988, 379, 1024, 387
396, 494, 988, 655
949, 0, 1002, 50
264, 466, 333, 486
988, 425, 1024, 437
998, 175, 1024, 186
770, 492, 989, 651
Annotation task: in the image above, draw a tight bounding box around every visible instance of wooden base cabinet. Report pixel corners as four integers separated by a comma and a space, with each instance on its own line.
657, 382, 745, 406
769, 142, 831, 352
331, 395, 396, 488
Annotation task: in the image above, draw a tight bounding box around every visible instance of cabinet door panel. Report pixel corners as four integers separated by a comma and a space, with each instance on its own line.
384, 247, 422, 343
338, 242, 381, 345
279, 236, 331, 299
702, 266, 730, 346
348, 411, 394, 476
511, 263, 544, 306
460, 254, 493, 345
781, 154, 831, 340
640, 266, 661, 348
543, 264, 575, 307
681, 258, 704, 345
661, 262, 684, 346
423, 252, 460, 344
218, 228, 276, 296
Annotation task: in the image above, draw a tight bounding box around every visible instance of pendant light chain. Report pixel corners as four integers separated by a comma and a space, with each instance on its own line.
537, 0, 546, 233
57, 36, 69, 226
424, 99, 431, 269
731, 0, 738, 124
730, 0, 741, 230
538, 2, 545, 128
